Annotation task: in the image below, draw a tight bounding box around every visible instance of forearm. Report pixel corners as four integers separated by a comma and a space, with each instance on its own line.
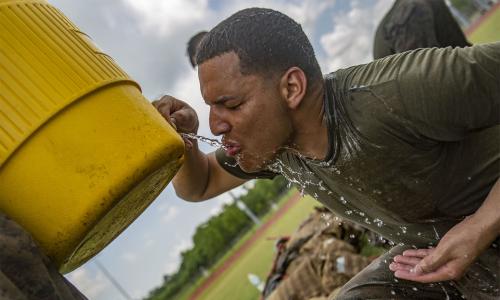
172, 142, 211, 201
469, 178, 500, 242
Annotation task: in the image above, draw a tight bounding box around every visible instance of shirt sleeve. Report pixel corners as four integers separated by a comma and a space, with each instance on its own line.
215, 148, 278, 180
395, 42, 500, 141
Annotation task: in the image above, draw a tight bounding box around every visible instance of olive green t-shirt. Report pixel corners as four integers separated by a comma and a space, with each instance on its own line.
216, 43, 500, 246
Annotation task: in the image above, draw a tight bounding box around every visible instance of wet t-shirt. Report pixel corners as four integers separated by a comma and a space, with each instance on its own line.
216, 43, 500, 246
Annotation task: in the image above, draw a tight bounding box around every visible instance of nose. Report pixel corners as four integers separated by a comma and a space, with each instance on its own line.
209, 108, 230, 136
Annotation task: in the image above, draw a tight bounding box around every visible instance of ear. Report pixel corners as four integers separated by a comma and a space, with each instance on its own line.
279, 67, 307, 110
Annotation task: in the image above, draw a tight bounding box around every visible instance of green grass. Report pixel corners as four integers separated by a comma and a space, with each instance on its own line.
171, 189, 310, 300
468, 6, 500, 43
195, 194, 318, 300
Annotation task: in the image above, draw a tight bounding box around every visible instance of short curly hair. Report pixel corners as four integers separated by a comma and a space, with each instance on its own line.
196, 8, 322, 88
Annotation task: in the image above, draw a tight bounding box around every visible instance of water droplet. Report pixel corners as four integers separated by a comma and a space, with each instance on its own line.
373, 218, 384, 227
349, 234, 356, 239
391, 290, 396, 295
412, 287, 418, 291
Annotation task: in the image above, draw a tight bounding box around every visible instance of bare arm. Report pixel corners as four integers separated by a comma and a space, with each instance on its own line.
153, 95, 246, 202
173, 147, 246, 201
391, 179, 500, 282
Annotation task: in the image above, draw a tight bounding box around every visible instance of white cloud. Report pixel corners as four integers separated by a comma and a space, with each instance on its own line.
209, 206, 223, 216
320, 0, 393, 70
164, 239, 193, 274
144, 238, 156, 248
66, 267, 109, 299
123, 0, 210, 37
172, 239, 193, 256
121, 251, 138, 263
161, 205, 180, 223
164, 260, 180, 274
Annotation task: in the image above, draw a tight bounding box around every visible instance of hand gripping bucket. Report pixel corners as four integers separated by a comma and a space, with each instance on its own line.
0, 0, 184, 272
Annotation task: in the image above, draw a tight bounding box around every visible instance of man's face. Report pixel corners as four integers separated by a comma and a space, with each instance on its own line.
198, 52, 293, 172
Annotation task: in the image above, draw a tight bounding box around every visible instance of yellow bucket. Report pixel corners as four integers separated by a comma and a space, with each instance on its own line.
0, 0, 184, 272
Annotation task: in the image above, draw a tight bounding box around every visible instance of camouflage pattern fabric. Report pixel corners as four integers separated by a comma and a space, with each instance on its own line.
262, 207, 375, 300
0, 213, 86, 300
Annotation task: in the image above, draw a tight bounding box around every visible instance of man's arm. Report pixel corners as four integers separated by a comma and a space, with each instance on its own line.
153, 95, 247, 202
387, 43, 500, 282
390, 179, 500, 282
173, 148, 246, 201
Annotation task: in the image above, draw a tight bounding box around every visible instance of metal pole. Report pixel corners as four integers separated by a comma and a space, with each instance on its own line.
229, 191, 261, 225
94, 258, 133, 300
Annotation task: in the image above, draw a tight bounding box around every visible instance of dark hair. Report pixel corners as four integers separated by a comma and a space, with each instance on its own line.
196, 8, 322, 88
187, 31, 208, 68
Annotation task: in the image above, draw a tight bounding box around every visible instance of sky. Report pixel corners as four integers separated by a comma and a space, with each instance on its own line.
44, 0, 394, 299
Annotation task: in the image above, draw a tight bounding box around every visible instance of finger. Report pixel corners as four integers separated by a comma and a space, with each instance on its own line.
170, 110, 198, 133
169, 117, 177, 130
413, 250, 449, 275
395, 265, 459, 283
185, 139, 193, 150
153, 99, 175, 120
389, 262, 413, 272
393, 255, 422, 267
153, 95, 186, 116
402, 248, 434, 258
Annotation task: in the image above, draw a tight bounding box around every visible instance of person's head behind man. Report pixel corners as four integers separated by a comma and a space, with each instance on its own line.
187, 31, 208, 68
194, 7, 323, 172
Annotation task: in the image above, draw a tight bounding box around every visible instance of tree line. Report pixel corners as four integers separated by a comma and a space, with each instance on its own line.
146, 176, 288, 300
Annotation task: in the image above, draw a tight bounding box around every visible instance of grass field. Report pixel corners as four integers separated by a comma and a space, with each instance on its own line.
173, 190, 299, 299
468, 5, 500, 43
195, 194, 318, 300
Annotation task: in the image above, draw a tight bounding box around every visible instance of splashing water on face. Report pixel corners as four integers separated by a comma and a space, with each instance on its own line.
186, 133, 399, 242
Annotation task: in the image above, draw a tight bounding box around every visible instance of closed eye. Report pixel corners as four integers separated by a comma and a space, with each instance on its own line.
225, 101, 241, 109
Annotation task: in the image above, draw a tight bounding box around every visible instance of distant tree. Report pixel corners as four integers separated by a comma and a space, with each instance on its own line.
449, 0, 479, 18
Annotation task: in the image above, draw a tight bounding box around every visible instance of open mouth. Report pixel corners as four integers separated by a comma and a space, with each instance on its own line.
223, 139, 241, 157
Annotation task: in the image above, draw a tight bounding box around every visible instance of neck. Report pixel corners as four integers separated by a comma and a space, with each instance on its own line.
288, 81, 328, 160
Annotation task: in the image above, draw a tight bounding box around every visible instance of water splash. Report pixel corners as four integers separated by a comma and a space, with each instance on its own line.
439, 283, 450, 300
180, 133, 227, 150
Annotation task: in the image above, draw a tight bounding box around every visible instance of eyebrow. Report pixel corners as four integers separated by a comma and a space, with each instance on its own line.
206, 95, 234, 105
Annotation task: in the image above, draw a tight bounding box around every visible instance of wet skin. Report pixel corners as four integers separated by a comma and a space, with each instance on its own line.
198, 52, 294, 173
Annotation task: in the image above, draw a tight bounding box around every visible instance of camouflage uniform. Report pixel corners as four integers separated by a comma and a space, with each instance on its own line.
263, 208, 375, 300
0, 213, 86, 300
